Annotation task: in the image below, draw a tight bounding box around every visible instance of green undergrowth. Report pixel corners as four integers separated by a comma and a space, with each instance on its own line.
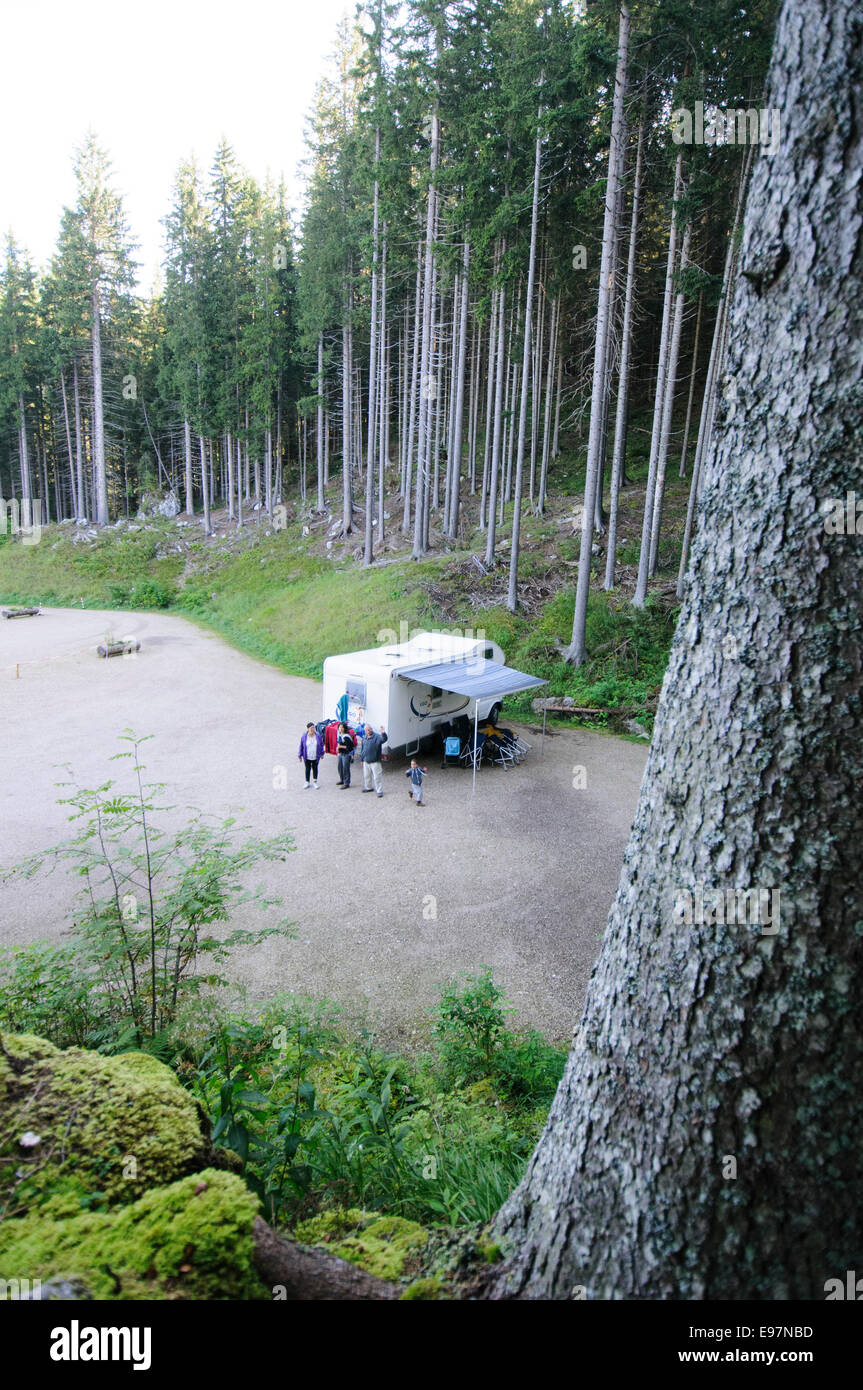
0, 462, 683, 730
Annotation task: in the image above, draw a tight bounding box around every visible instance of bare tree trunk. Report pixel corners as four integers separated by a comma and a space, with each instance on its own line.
484, 254, 507, 568
317, 332, 325, 510
447, 240, 471, 540
199, 434, 211, 534
530, 261, 545, 506
480, 259, 500, 531
364, 127, 381, 566
490, 0, 863, 1299
566, 0, 630, 662
502, 285, 519, 509
402, 245, 422, 532
412, 105, 440, 558
676, 154, 751, 598
59, 370, 78, 519
183, 418, 194, 515
679, 288, 703, 478
342, 292, 353, 535
378, 226, 388, 541
73, 359, 86, 521
468, 316, 480, 494
17, 393, 31, 504
507, 118, 543, 612
551, 349, 562, 460
632, 150, 684, 606
538, 295, 558, 516
91, 287, 109, 525
648, 219, 692, 574
604, 114, 645, 591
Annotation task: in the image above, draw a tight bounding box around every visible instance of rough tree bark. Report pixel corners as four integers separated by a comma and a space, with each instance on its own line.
488, 0, 863, 1299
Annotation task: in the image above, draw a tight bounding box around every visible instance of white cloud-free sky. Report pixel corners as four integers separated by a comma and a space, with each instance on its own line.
0, 0, 355, 293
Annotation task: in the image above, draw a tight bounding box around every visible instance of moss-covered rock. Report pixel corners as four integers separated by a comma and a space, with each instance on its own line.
0, 1170, 265, 1300
294, 1207, 428, 1281
0, 1033, 214, 1211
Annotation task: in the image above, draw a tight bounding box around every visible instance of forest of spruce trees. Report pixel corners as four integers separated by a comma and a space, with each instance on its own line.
0, 0, 777, 662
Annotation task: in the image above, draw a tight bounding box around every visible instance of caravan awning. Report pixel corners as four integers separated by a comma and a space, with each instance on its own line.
395, 658, 547, 700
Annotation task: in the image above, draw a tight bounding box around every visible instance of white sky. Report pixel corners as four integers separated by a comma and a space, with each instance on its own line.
0, 0, 355, 293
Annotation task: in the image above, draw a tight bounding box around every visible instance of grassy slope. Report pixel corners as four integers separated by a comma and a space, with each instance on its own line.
0, 447, 690, 732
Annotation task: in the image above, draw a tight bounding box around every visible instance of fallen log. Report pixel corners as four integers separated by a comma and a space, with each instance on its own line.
2, 607, 39, 619
532, 697, 624, 716
251, 1216, 399, 1301
97, 639, 141, 659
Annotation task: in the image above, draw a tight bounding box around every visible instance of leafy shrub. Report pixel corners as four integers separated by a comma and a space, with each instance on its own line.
0, 942, 110, 1049
433, 970, 566, 1107
1, 732, 295, 1046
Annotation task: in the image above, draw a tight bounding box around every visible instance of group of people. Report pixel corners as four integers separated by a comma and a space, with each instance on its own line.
297, 720, 427, 804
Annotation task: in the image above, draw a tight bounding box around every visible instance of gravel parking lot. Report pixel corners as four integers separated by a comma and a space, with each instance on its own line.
1, 607, 648, 1046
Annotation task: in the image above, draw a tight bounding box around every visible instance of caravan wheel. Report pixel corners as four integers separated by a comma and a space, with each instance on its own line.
489, 703, 502, 726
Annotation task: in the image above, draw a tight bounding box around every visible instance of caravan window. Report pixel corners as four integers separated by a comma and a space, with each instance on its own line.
484, 647, 494, 658
346, 678, 366, 706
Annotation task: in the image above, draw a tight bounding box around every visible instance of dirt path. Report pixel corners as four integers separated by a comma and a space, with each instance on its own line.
1, 608, 648, 1046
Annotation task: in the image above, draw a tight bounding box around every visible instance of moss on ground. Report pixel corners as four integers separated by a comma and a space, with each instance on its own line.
0, 1169, 264, 1300
0, 1033, 213, 1211
294, 1207, 429, 1281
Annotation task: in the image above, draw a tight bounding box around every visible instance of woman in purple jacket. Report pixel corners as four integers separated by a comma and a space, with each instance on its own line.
298, 722, 324, 788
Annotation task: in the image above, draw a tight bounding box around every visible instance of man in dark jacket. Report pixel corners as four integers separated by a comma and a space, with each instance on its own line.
360, 724, 387, 797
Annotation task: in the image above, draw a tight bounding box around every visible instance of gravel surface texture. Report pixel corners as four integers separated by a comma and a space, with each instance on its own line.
1, 608, 648, 1046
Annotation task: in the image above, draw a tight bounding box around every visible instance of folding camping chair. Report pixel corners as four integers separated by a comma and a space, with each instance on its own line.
459, 731, 486, 771
483, 730, 519, 768
441, 733, 462, 768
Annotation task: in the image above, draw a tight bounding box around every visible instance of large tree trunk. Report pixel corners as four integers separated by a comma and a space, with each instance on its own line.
91, 288, 109, 525
489, 0, 863, 1299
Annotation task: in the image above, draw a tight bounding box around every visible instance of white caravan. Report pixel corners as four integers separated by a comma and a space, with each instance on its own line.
322, 631, 507, 760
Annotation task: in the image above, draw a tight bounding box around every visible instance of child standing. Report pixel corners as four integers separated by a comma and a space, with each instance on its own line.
298, 722, 324, 788
405, 759, 428, 806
